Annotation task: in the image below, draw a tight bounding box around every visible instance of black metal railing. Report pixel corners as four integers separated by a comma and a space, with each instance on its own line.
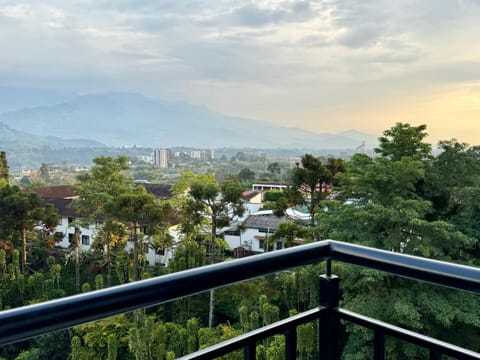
1, 240, 479, 359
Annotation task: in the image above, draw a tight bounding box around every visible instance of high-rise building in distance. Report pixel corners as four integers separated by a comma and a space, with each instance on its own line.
153, 148, 168, 168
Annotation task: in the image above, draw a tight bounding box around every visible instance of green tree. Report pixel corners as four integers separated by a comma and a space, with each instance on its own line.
422, 140, 480, 219
68, 220, 83, 293
316, 124, 480, 358
267, 162, 281, 176
0, 151, 9, 185
420, 140, 480, 260
375, 122, 432, 161
91, 222, 128, 286
128, 312, 165, 360
188, 174, 244, 327
70, 335, 95, 360
30, 330, 71, 360
237, 168, 255, 182
265, 335, 285, 360
0, 185, 58, 273
48, 256, 62, 290
108, 185, 163, 281
269, 222, 308, 248
173, 171, 244, 327
290, 154, 345, 226
186, 318, 199, 353
75, 155, 131, 286
0, 249, 25, 308
39, 163, 51, 183
107, 334, 118, 360
14, 349, 41, 360
19, 176, 31, 187
0, 248, 7, 309
340, 157, 425, 207
73, 314, 130, 359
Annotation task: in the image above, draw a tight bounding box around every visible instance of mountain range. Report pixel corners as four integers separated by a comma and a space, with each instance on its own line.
0, 121, 103, 149
0, 89, 378, 149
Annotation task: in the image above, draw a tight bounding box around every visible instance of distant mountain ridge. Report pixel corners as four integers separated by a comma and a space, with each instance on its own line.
0, 121, 104, 148
0, 90, 378, 149
0, 87, 75, 113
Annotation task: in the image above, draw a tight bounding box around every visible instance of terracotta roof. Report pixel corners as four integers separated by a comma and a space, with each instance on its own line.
26, 185, 76, 199
242, 190, 261, 201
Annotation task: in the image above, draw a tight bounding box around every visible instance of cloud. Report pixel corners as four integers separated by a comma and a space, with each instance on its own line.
415, 62, 480, 85
336, 24, 385, 48
229, 1, 315, 27
77, 0, 204, 14
298, 33, 331, 47
0, 0, 480, 143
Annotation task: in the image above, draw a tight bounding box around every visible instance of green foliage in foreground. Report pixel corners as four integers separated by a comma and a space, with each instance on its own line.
315, 123, 480, 358
1, 123, 480, 359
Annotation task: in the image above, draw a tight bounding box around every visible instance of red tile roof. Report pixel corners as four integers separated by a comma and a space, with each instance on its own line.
242, 190, 261, 201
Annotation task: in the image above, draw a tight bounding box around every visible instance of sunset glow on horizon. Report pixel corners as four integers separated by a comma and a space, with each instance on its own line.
0, 1, 479, 145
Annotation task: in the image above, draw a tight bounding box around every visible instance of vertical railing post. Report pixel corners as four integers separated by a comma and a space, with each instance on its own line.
245, 343, 256, 360
373, 329, 385, 360
429, 349, 441, 360
319, 273, 340, 360
285, 328, 297, 360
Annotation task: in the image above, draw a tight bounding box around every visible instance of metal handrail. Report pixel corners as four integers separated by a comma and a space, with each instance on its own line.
329, 240, 480, 293
0, 240, 479, 347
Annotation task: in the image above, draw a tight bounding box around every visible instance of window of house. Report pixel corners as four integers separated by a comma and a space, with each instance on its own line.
81, 235, 90, 246
258, 239, 265, 249
144, 244, 149, 254
276, 241, 283, 250
68, 233, 74, 243
68, 217, 74, 224
156, 248, 165, 256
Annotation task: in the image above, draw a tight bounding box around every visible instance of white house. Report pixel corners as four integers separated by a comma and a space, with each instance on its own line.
224, 212, 292, 254
29, 185, 176, 267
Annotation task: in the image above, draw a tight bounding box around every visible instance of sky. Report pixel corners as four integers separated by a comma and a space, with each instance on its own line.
1, 0, 480, 145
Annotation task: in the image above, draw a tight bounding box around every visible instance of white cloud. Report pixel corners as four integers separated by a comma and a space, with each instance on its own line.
0, 0, 479, 141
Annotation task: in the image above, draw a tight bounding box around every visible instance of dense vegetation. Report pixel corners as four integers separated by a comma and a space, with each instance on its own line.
0, 123, 479, 359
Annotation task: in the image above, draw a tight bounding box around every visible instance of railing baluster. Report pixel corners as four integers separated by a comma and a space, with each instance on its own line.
373, 329, 385, 360
319, 274, 340, 360
429, 349, 441, 360
244, 343, 256, 360
285, 328, 297, 360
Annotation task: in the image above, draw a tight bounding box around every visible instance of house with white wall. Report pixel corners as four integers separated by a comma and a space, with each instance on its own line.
225, 211, 298, 254
29, 185, 176, 267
